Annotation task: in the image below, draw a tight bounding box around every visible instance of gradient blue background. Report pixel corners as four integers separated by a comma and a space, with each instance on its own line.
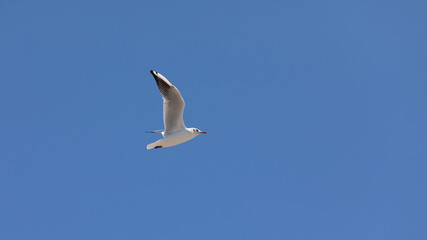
1, 1, 426, 239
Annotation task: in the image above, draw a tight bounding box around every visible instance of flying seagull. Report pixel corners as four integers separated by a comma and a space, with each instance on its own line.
147, 70, 206, 149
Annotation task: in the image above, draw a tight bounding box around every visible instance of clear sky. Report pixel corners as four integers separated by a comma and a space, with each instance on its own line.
1, 0, 426, 239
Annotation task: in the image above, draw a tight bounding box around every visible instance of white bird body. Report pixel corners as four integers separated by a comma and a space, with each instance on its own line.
147, 70, 206, 149
146, 128, 197, 150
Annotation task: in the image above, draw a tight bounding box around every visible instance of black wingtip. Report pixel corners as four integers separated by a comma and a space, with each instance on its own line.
150, 70, 158, 78
150, 70, 155, 77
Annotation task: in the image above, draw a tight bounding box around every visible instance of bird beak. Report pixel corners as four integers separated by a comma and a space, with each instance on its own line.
200, 131, 207, 134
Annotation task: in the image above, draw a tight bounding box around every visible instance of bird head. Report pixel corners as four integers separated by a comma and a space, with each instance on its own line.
191, 128, 207, 135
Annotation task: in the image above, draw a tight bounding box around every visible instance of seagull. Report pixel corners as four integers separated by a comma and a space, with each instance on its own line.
147, 70, 206, 149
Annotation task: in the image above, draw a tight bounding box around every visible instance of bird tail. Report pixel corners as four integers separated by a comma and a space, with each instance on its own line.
147, 140, 162, 150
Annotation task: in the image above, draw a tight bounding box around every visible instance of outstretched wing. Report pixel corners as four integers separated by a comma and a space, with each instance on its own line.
150, 70, 186, 135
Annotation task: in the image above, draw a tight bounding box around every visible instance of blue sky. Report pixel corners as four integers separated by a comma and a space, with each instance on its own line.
1, 0, 426, 239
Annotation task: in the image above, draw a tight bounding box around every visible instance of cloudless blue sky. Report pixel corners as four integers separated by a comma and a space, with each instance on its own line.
1, 0, 426, 239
